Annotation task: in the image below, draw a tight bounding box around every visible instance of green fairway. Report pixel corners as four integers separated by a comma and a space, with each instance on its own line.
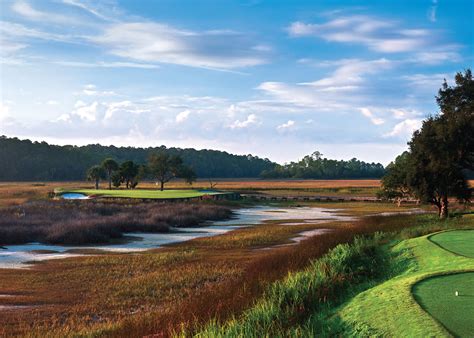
64, 189, 222, 199
413, 272, 474, 338
429, 230, 474, 258
336, 229, 474, 337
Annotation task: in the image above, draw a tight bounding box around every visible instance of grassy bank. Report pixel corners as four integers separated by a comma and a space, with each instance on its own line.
194, 214, 474, 337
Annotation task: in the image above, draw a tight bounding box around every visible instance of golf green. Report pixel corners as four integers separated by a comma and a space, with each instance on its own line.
66, 189, 221, 199
429, 230, 474, 258
413, 272, 474, 338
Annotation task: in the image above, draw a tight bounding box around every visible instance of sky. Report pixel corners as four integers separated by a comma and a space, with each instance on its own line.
0, 0, 472, 165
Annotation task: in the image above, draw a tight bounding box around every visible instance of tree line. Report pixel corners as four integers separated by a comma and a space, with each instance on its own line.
87, 153, 196, 190
0, 137, 275, 181
260, 152, 386, 179
379, 69, 473, 218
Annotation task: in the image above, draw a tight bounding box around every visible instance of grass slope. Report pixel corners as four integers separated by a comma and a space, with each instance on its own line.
68, 189, 219, 199
413, 272, 474, 337
194, 216, 474, 337
338, 229, 474, 337
429, 230, 474, 258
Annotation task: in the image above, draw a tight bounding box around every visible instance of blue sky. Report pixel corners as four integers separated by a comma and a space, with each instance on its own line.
0, 0, 472, 164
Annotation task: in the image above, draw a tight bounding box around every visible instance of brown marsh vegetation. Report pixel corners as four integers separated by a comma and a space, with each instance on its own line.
0, 181, 471, 337
0, 200, 232, 245
0, 199, 457, 337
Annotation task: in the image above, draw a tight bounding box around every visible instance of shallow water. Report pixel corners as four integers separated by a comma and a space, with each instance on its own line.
0, 206, 352, 269
60, 193, 89, 200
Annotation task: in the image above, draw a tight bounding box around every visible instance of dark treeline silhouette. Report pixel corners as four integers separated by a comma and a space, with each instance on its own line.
380, 69, 473, 218
0, 136, 275, 181
260, 151, 385, 179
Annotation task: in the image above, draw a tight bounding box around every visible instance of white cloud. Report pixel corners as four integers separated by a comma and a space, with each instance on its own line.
301, 58, 392, 88
390, 108, 422, 120
62, 0, 116, 22
412, 50, 460, 64
384, 118, 423, 138
287, 15, 432, 53
72, 101, 99, 121
11, 0, 77, 24
176, 110, 191, 123
277, 120, 295, 130
0, 21, 73, 42
79, 84, 116, 96
0, 37, 27, 55
257, 58, 393, 114
230, 114, 259, 128
402, 73, 448, 92
54, 60, 160, 69
46, 100, 59, 105
89, 22, 268, 69
359, 108, 384, 125
0, 102, 11, 121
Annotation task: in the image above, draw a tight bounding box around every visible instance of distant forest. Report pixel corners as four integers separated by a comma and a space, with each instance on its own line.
0, 136, 389, 181
260, 151, 386, 179
0, 136, 274, 181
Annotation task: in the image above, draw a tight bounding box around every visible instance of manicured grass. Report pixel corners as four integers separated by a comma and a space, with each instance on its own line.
413, 272, 474, 338
429, 230, 474, 258
194, 217, 474, 337
336, 229, 474, 337
68, 189, 220, 199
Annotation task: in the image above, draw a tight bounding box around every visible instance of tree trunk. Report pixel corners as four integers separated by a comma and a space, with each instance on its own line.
160, 181, 164, 191
108, 171, 112, 190
440, 196, 449, 219
95, 179, 99, 190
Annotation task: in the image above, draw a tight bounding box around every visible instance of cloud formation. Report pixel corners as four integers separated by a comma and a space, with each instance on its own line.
384, 118, 423, 138
90, 22, 268, 70
288, 15, 433, 53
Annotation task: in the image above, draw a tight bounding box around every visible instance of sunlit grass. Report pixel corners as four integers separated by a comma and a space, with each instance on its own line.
69, 189, 216, 199
192, 216, 474, 337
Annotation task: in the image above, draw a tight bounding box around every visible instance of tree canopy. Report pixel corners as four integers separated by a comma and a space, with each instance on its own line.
86, 165, 106, 190
261, 151, 385, 179
0, 136, 275, 180
147, 152, 196, 190
101, 158, 119, 190
380, 69, 473, 217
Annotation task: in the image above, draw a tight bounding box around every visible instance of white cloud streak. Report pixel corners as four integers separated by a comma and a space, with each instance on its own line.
384, 119, 423, 138
287, 15, 433, 53
89, 22, 268, 69
359, 108, 384, 125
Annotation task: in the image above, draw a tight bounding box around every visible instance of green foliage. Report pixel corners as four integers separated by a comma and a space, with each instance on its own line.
380, 69, 473, 217
101, 158, 119, 190
86, 165, 105, 189
0, 136, 275, 180
379, 151, 412, 200
148, 152, 196, 190
261, 151, 385, 179
196, 234, 389, 337
117, 160, 141, 189
195, 216, 474, 337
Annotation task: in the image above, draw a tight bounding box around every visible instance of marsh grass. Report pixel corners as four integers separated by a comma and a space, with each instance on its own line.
0, 196, 471, 337
0, 200, 232, 245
